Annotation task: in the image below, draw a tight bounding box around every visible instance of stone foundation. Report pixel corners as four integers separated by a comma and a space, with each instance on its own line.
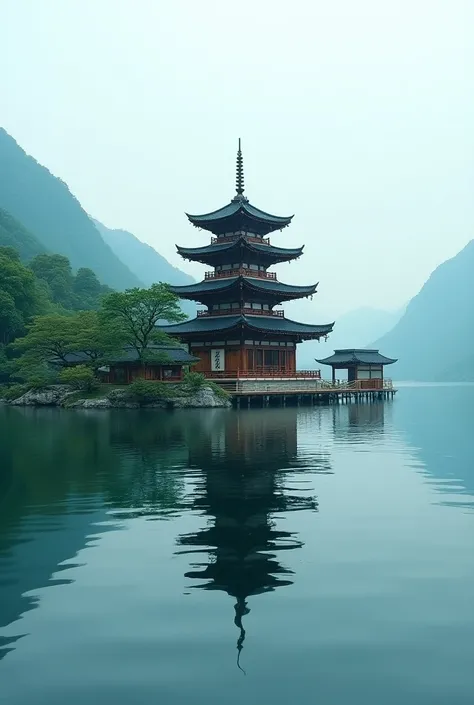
237, 378, 324, 393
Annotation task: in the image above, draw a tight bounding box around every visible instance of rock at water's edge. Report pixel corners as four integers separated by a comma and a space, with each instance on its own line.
7, 385, 231, 410
9, 386, 72, 406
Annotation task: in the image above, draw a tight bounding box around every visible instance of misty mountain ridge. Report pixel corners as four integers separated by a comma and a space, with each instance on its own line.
0, 208, 46, 261
0, 129, 141, 290
93, 218, 196, 317
93, 219, 194, 287
373, 238, 474, 381
295, 305, 404, 371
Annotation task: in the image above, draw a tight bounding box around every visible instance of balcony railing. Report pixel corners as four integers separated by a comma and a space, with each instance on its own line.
196, 308, 284, 318
204, 368, 322, 379
204, 268, 277, 280
211, 235, 270, 245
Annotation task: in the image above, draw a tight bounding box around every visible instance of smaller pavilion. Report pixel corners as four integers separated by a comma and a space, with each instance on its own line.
316, 349, 397, 389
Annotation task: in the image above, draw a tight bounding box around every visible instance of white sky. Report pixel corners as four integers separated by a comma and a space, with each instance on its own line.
1, 0, 473, 317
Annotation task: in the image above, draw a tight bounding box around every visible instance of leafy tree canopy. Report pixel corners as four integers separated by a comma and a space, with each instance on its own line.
12, 311, 122, 369
100, 284, 186, 359
0, 246, 45, 343
30, 254, 112, 311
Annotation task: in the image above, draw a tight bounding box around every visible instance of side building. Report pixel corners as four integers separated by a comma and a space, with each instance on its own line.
160, 141, 334, 379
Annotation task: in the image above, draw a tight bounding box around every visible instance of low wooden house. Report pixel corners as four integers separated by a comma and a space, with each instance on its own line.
60, 345, 199, 384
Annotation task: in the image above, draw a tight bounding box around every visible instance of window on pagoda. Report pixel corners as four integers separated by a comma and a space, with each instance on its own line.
264, 350, 279, 367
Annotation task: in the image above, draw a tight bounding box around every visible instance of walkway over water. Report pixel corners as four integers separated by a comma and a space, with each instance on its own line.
208, 376, 397, 406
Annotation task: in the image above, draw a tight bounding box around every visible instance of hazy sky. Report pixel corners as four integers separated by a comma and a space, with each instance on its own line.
1, 0, 473, 318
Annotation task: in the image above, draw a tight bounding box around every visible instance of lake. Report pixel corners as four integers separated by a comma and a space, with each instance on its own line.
0, 385, 473, 704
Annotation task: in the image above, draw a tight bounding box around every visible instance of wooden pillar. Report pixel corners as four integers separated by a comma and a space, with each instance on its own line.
332, 367, 336, 384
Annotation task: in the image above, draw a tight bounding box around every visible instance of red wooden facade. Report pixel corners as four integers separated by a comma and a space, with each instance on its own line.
101, 363, 184, 384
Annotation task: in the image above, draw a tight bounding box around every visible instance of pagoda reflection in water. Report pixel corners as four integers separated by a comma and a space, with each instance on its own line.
176, 410, 331, 671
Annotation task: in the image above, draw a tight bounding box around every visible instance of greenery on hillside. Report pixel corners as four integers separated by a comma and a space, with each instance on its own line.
1, 278, 188, 394
0, 129, 141, 290
30, 253, 112, 310
0, 208, 46, 261
0, 247, 46, 345
0, 247, 118, 381
373, 239, 474, 381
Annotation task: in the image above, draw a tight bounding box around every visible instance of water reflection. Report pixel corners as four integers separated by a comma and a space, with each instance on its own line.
0, 408, 192, 658
176, 410, 328, 671
0, 393, 473, 704
396, 385, 474, 505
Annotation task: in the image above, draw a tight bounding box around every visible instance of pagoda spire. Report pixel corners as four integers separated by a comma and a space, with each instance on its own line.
235, 138, 245, 198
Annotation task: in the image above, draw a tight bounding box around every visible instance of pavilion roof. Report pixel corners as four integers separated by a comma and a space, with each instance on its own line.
169, 276, 318, 302
159, 315, 334, 341
176, 237, 303, 265
316, 349, 397, 366
186, 197, 293, 235
59, 345, 199, 365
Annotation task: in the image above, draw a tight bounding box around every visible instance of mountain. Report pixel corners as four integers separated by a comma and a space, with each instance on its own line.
92, 219, 194, 287
0, 129, 141, 290
297, 306, 403, 370
0, 208, 46, 261
93, 218, 196, 318
373, 239, 474, 381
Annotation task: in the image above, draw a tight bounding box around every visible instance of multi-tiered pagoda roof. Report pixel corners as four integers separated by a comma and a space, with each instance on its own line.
160, 141, 333, 375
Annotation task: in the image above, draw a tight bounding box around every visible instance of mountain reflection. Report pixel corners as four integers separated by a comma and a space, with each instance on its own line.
176, 410, 328, 671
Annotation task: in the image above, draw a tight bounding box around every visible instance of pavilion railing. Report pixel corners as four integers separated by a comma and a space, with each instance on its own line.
196, 308, 284, 318
210, 235, 271, 246
319, 379, 393, 391
204, 268, 277, 280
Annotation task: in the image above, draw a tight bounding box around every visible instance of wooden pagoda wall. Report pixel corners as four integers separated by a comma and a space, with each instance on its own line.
190, 344, 297, 376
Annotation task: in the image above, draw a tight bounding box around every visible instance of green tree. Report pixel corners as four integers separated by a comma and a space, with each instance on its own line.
69, 310, 122, 366
13, 314, 77, 365
73, 267, 112, 310
30, 253, 75, 308
100, 284, 186, 360
12, 310, 121, 370
0, 246, 44, 343
59, 365, 98, 391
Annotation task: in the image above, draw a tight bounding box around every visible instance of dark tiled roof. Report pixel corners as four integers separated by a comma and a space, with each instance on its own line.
169, 276, 318, 301
186, 196, 293, 235
159, 315, 334, 341
176, 237, 303, 265
316, 349, 397, 366
60, 345, 199, 365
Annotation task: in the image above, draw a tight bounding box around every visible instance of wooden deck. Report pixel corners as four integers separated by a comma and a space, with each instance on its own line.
211, 378, 397, 406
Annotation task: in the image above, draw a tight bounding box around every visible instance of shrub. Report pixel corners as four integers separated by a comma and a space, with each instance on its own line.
182, 371, 206, 392
127, 379, 173, 405
182, 371, 229, 400
28, 374, 54, 391
2, 383, 30, 401
59, 365, 98, 391
206, 380, 230, 400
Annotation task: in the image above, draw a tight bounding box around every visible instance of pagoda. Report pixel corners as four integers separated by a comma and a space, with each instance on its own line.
160, 141, 334, 377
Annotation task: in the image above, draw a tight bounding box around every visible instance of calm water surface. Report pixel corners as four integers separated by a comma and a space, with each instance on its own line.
0, 386, 473, 704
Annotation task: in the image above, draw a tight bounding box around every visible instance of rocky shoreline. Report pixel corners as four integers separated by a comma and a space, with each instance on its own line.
2, 385, 231, 410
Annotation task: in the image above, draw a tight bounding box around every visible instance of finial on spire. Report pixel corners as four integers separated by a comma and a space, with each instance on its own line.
235, 138, 244, 196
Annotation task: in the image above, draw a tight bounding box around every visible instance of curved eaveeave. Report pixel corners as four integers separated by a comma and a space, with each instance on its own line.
176, 238, 304, 266
186, 197, 293, 235
316, 349, 398, 366
159, 315, 334, 341
169, 276, 318, 303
